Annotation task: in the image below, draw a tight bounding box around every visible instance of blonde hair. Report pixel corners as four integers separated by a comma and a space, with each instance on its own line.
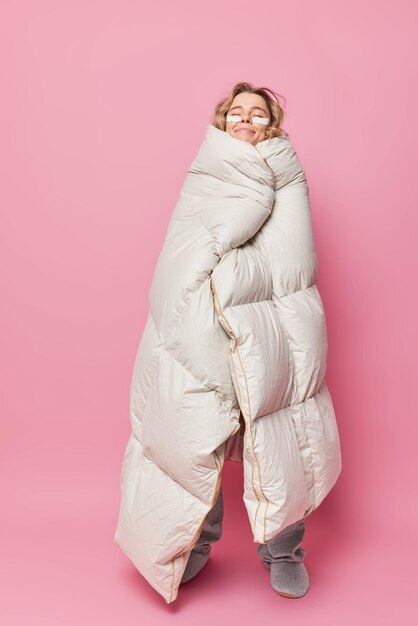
212, 81, 289, 140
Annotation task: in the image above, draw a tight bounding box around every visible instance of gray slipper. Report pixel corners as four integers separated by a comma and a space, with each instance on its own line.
180, 545, 211, 584
269, 560, 309, 598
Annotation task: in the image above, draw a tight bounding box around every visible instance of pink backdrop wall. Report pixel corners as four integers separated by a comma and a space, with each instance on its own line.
1, 0, 417, 623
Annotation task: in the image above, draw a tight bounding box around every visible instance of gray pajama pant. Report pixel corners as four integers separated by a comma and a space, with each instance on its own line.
190, 485, 306, 565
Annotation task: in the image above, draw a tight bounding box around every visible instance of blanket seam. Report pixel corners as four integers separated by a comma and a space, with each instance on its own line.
210, 275, 269, 541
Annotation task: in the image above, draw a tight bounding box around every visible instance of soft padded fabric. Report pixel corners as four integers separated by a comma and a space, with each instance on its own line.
114, 124, 342, 604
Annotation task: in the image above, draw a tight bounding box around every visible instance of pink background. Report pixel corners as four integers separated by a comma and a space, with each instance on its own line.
1, 0, 417, 623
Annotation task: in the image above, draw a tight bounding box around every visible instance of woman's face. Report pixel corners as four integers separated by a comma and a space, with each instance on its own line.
225, 93, 270, 146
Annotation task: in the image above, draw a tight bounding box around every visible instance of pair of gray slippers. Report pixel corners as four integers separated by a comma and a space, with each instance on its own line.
180, 487, 309, 598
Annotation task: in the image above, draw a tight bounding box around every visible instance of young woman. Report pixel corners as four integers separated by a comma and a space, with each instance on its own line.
114, 82, 342, 604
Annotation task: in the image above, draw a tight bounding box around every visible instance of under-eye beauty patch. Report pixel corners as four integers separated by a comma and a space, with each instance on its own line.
226, 114, 241, 123
226, 114, 270, 125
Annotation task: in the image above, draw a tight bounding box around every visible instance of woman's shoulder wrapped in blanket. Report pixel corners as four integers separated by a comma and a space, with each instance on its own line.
114, 123, 342, 604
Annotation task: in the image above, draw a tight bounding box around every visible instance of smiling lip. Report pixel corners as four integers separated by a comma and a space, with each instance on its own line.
236, 127, 255, 133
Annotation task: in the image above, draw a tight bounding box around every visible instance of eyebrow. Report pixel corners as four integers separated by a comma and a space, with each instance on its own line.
229, 105, 268, 114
